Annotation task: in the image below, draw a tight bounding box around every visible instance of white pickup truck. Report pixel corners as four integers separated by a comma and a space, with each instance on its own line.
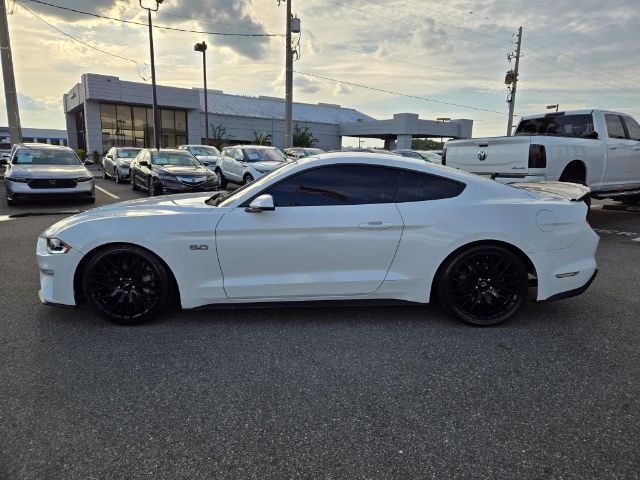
444, 109, 640, 203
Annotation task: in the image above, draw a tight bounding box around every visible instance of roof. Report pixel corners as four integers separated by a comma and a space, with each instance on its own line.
201, 91, 374, 125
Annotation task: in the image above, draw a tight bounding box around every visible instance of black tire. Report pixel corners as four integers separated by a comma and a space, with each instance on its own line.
131, 175, 140, 191
103, 167, 110, 180
244, 174, 254, 185
115, 169, 122, 184
216, 168, 227, 189
82, 244, 171, 325
6, 197, 16, 206
438, 245, 529, 326
87, 197, 96, 204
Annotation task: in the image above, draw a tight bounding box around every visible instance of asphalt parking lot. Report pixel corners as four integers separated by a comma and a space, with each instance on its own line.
1, 169, 638, 479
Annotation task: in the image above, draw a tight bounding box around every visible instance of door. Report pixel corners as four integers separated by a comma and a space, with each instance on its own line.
620, 116, 640, 179
216, 165, 405, 299
604, 114, 636, 188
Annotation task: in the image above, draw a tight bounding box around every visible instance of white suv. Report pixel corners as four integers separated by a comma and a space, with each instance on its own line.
216, 145, 289, 187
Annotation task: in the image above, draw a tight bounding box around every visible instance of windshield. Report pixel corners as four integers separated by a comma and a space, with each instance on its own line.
210, 161, 298, 207
416, 151, 443, 164
116, 148, 141, 158
13, 149, 81, 166
189, 146, 220, 156
515, 114, 595, 138
304, 148, 325, 156
243, 148, 287, 163
152, 152, 200, 167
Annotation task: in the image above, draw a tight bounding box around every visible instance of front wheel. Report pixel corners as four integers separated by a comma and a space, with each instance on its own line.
244, 174, 254, 185
82, 245, 171, 325
438, 245, 529, 326
216, 169, 227, 189
115, 169, 122, 184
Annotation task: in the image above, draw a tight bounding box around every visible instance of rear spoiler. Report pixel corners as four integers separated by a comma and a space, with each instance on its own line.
509, 181, 591, 202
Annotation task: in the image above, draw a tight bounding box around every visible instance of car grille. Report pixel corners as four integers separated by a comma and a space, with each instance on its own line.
176, 176, 207, 185
29, 179, 78, 189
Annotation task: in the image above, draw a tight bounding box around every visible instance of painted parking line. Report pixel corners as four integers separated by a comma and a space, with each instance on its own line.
95, 185, 120, 199
0, 215, 12, 222
593, 228, 640, 244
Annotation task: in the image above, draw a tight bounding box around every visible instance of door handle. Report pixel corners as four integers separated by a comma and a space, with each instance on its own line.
359, 221, 393, 230
609, 146, 617, 150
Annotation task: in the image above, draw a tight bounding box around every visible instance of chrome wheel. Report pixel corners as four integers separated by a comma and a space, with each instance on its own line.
82, 245, 170, 325
439, 246, 528, 326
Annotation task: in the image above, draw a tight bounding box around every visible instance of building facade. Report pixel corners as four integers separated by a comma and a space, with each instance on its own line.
0, 127, 68, 151
63, 74, 473, 155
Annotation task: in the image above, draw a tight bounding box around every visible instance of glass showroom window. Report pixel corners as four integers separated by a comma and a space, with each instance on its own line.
101, 103, 188, 152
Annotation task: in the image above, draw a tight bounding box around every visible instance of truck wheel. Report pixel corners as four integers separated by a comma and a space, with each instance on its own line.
559, 162, 586, 185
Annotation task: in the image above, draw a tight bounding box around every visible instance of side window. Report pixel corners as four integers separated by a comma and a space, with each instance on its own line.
622, 116, 640, 141
235, 150, 245, 161
265, 165, 400, 207
605, 114, 626, 139
395, 171, 465, 202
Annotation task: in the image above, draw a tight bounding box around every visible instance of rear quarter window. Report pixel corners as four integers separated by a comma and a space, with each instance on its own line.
395, 171, 466, 202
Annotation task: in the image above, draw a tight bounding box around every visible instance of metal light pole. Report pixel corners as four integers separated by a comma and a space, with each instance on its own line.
194, 41, 209, 146
284, 0, 293, 149
140, 0, 163, 150
0, 0, 22, 145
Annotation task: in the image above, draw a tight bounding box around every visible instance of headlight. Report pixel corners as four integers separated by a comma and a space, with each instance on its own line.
255, 169, 269, 174
6, 176, 29, 183
157, 174, 176, 181
76, 176, 93, 182
45, 237, 72, 254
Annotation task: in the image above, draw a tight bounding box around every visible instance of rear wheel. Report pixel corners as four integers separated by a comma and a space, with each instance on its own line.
82, 245, 170, 325
438, 245, 529, 326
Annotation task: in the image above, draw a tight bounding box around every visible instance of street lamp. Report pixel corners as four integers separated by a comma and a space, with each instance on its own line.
140, 0, 163, 150
546, 104, 559, 112
194, 41, 209, 146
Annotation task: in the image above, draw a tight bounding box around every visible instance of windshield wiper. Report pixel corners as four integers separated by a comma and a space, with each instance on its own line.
205, 191, 228, 205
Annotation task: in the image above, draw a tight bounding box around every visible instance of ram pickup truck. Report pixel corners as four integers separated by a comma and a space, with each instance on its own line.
444, 109, 640, 203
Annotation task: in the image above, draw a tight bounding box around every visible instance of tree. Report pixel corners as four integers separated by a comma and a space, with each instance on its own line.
412, 138, 444, 150
210, 123, 233, 150
293, 124, 318, 147
252, 131, 272, 146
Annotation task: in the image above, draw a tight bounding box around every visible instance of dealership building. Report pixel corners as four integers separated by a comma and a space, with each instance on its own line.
63, 73, 473, 155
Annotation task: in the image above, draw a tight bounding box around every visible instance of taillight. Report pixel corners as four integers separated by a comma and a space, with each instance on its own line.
528, 144, 546, 168
441, 148, 447, 165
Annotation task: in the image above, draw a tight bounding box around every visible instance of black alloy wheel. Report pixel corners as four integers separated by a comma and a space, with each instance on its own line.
216, 168, 227, 188
438, 245, 528, 326
244, 173, 254, 185
82, 245, 170, 325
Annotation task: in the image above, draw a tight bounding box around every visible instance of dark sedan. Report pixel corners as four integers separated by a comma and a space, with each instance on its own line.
130, 149, 219, 196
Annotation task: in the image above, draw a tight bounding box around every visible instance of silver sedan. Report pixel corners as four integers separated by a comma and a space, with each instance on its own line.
4, 144, 95, 206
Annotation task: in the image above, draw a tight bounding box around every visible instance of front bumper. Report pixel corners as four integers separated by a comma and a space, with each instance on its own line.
36, 237, 83, 307
6, 179, 95, 201
116, 164, 131, 179
161, 178, 219, 193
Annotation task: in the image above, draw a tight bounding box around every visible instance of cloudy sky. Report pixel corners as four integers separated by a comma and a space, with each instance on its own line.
2, 0, 639, 141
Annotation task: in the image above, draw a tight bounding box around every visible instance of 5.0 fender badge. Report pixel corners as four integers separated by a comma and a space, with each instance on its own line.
189, 245, 209, 251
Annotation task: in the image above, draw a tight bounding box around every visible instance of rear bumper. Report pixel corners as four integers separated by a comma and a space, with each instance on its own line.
531, 228, 599, 302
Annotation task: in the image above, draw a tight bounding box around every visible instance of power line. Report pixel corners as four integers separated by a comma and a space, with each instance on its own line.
17, 1, 149, 80
294, 70, 507, 116
21, 0, 283, 37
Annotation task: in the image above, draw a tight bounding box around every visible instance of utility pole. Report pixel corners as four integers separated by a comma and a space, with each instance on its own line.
140, 0, 163, 150
284, 0, 293, 149
506, 26, 522, 136
0, 0, 22, 145
194, 41, 209, 146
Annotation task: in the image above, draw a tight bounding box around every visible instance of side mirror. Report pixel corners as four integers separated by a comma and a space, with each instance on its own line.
588, 131, 599, 139
245, 194, 275, 213
0, 158, 7, 166
139, 161, 150, 167
84, 159, 94, 165
106, 153, 113, 159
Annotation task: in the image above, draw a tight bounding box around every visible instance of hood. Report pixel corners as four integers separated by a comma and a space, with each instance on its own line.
155, 164, 209, 176
194, 155, 219, 161
43, 193, 217, 238
252, 161, 284, 170
9, 164, 90, 178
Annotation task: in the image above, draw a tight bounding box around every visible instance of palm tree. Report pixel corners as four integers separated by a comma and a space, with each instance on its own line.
210, 123, 233, 150
293, 124, 318, 147
252, 131, 273, 146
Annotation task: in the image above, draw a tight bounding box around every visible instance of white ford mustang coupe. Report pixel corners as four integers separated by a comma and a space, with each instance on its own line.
36, 153, 598, 326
